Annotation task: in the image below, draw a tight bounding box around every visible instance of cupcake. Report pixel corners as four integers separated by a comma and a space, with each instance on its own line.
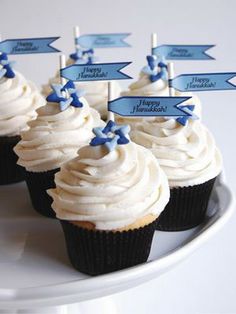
48, 120, 170, 275
42, 49, 121, 120
0, 53, 45, 185
115, 55, 217, 231
117, 55, 201, 127
14, 80, 104, 218
130, 115, 222, 231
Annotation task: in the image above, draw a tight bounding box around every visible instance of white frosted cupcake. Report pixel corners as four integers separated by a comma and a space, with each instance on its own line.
42, 50, 121, 119
48, 120, 169, 275
118, 55, 221, 230
0, 53, 45, 184
130, 116, 222, 231
14, 80, 104, 217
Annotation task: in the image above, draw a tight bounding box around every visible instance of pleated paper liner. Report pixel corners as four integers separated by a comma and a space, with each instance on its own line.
0, 136, 25, 185
156, 177, 217, 232
25, 168, 59, 218
61, 218, 158, 276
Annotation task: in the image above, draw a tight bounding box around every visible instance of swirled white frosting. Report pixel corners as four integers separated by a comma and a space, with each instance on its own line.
131, 119, 222, 187
48, 142, 170, 230
122, 71, 169, 97
0, 71, 45, 136
14, 98, 104, 172
42, 69, 121, 119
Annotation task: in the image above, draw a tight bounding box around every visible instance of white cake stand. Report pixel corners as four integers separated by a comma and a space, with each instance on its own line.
0, 174, 234, 314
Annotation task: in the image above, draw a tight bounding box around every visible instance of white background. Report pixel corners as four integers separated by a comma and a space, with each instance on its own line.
1, 0, 236, 313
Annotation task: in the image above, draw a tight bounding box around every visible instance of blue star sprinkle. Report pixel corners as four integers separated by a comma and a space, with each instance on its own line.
70, 48, 99, 64
176, 105, 199, 126
46, 80, 85, 111
142, 55, 167, 82
70, 48, 84, 62
0, 53, 15, 79
84, 48, 99, 64
90, 120, 130, 151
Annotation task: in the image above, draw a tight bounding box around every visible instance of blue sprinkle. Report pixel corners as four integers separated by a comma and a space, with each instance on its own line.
176, 105, 198, 126
0, 53, 15, 79
142, 55, 168, 83
90, 120, 130, 151
46, 80, 84, 110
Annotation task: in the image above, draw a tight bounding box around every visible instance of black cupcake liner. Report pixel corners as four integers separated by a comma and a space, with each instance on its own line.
0, 136, 25, 185
61, 219, 158, 276
156, 177, 216, 232
25, 168, 59, 218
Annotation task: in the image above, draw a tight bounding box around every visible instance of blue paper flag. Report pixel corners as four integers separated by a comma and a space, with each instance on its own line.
108, 96, 192, 117
152, 45, 214, 60
60, 62, 132, 81
0, 37, 60, 55
76, 33, 131, 48
169, 73, 236, 92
